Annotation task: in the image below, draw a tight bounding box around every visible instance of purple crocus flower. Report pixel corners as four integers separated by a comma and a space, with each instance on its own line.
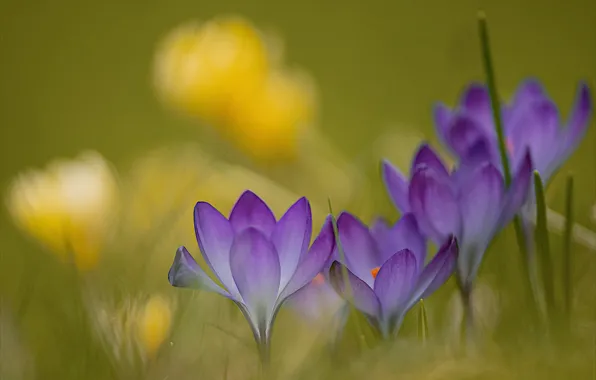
326, 211, 458, 337
433, 79, 592, 185
168, 190, 335, 351
381, 144, 532, 291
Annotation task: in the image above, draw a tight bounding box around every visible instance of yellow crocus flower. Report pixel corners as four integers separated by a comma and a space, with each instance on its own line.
137, 295, 172, 357
153, 16, 270, 129
6, 151, 118, 271
153, 15, 317, 163
227, 69, 316, 161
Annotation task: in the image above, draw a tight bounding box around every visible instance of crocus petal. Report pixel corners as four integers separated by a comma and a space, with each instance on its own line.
563, 82, 592, 155
336, 212, 381, 286
373, 249, 418, 317
447, 114, 494, 162
371, 214, 426, 269
508, 99, 561, 177
459, 163, 504, 249
409, 167, 461, 244
457, 163, 505, 282
168, 246, 232, 298
229, 190, 276, 237
230, 227, 281, 328
460, 83, 493, 129
406, 236, 458, 310
381, 160, 410, 213
286, 278, 345, 323
500, 150, 533, 225
194, 201, 241, 299
280, 217, 335, 299
509, 79, 546, 112
272, 197, 312, 290
328, 261, 381, 318
433, 103, 453, 147
410, 144, 449, 180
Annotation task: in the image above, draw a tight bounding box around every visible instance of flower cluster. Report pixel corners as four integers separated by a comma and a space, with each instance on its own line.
166, 77, 592, 351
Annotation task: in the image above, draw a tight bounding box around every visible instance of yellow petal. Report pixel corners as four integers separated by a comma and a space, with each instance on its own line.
227, 69, 316, 161
6, 151, 117, 271
137, 296, 172, 356
154, 16, 270, 127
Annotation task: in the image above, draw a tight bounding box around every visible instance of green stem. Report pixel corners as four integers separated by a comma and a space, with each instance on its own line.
477, 11, 511, 185
533, 171, 556, 322
417, 299, 429, 344
477, 11, 540, 324
563, 175, 574, 324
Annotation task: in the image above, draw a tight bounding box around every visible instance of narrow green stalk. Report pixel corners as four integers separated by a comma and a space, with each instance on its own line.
533, 171, 556, 321
563, 175, 574, 323
417, 299, 429, 343
477, 11, 510, 184
457, 281, 475, 350
477, 11, 539, 323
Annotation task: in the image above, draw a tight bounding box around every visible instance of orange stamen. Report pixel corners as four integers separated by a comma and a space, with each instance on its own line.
312, 273, 325, 286
371, 267, 380, 279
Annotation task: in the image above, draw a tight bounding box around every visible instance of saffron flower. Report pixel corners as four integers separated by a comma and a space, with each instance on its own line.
381, 144, 532, 291
168, 191, 335, 355
327, 212, 458, 337
433, 79, 592, 184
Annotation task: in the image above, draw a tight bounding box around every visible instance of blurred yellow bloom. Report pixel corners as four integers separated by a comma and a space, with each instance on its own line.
137, 295, 172, 357
153, 15, 316, 162
6, 151, 118, 271
228, 69, 316, 161
154, 16, 270, 128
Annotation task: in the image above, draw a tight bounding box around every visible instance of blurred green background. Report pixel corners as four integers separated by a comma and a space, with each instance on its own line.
0, 0, 595, 378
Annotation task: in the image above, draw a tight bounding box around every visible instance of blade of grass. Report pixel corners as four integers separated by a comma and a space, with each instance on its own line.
417, 299, 429, 344
533, 171, 556, 321
563, 175, 574, 323
477, 11, 540, 324
477, 11, 511, 184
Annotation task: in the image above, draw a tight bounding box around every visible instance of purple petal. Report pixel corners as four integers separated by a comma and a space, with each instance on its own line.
507, 99, 561, 178
410, 144, 449, 180
460, 83, 493, 129
563, 82, 592, 156
373, 249, 418, 316
336, 212, 381, 287
510, 79, 546, 108
407, 236, 458, 309
230, 228, 281, 323
194, 202, 240, 299
447, 114, 495, 161
459, 163, 504, 248
328, 261, 381, 318
409, 167, 461, 244
371, 214, 426, 269
168, 246, 232, 298
272, 197, 312, 290
500, 150, 533, 225
280, 217, 335, 299
286, 278, 345, 322
433, 103, 453, 147
381, 160, 410, 213
229, 190, 277, 237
